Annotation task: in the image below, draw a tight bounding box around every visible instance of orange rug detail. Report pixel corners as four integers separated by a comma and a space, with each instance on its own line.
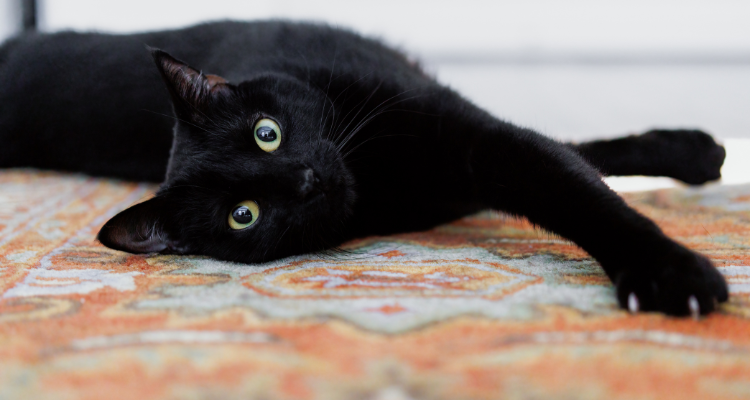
1, 170, 750, 400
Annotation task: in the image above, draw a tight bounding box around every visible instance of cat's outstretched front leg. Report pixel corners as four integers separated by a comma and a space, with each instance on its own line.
465, 122, 728, 316
569, 129, 725, 185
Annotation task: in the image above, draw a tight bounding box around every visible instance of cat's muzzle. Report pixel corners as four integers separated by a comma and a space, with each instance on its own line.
297, 167, 322, 199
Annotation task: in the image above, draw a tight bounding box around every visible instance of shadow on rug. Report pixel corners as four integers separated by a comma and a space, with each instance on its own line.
1, 170, 749, 400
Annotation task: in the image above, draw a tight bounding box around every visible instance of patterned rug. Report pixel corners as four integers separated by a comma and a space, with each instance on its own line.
1, 169, 750, 400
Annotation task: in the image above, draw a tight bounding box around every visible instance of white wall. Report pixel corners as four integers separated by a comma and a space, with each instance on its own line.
37, 0, 750, 60
0, 0, 21, 43
437, 65, 750, 140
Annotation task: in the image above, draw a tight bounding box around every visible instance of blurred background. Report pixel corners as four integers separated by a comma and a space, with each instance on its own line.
1, 0, 749, 189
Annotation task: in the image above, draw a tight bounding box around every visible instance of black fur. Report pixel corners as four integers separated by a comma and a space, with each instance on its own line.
571, 129, 726, 185
0, 21, 728, 316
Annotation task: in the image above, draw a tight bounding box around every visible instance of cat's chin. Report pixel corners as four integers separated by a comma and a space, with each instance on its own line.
309, 157, 357, 222
298, 190, 351, 224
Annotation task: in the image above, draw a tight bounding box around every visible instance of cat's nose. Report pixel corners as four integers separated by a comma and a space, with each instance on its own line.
298, 168, 320, 198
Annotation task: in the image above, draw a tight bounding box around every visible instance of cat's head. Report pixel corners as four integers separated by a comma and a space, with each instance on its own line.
98, 49, 355, 263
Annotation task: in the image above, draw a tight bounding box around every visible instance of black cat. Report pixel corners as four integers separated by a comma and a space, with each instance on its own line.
0, 21, 728, 316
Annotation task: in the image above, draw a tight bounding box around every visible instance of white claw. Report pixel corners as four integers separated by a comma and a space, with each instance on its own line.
688, 295, 700, 320
628, 293, 639, 314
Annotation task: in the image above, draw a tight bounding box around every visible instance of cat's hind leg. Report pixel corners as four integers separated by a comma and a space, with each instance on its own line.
569, 129, 725, 185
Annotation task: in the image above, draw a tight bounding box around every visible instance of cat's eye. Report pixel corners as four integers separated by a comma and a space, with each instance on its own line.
254, 118, 281, 152
228, 200, 260, 230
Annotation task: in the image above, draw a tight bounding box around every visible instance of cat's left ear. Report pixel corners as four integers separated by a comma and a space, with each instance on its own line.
149, 47, 232, 119
97, 196, 186, 254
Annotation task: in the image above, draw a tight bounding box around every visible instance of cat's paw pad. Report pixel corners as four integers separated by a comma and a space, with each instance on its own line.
615, 251, 728, 316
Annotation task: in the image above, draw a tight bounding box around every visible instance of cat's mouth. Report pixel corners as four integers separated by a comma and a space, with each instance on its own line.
299, 173, 347, 209
297, 153, 356, 210
302, 190, 325, 204
275, 145, 357, 236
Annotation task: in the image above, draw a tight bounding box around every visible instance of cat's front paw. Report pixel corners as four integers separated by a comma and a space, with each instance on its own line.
641, 129, 725, 185
614, 250, 728, 317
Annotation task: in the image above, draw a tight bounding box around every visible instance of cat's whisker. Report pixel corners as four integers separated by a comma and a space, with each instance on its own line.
329, 86, 374, 142
325, 72, 374, 140
319, 78, 346, 142
338, 108, 397, 151
342, 106, 442, 149
332, 80, 384, 147
311, 71, 351, 142
323, 73, 367, 136
336, 105, 413, 156
339, 129, 389, 159
342, 133, 420, 160
335, 91, 421, 152
317, 46, 338, 136
323, 96, 337, 140
344, 106, 432, 138
308, 81, 333, 140
327, 96, 367, 144
315, 90, 337, 142
335, 85, 412, 146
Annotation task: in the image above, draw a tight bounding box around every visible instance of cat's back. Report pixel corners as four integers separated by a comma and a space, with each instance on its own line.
0, 28, 178, 180
1, 20, 423, 83
0, 20, 427, 180
154, 20, 429, 85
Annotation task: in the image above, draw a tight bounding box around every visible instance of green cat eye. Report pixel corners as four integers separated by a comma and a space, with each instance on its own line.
228, 200, 260, 230
254, 118, 281, 152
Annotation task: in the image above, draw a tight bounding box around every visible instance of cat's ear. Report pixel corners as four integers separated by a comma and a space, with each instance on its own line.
97, 196, 185, 254
149, 47, 232, 118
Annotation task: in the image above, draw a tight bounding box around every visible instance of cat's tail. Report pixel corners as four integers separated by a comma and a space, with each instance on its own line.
568, 129, 725, 185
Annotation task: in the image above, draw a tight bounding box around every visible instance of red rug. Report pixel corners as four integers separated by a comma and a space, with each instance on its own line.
1, 170, 749, 399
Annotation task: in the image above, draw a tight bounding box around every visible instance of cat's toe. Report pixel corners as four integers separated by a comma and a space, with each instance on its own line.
615, 251, 728, 316
679, 132, 725, 185
688, 295, 700, 319
627, 292, 639, 313
616, 271, 659, 312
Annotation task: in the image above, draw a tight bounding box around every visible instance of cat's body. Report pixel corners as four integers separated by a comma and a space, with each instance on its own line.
0, 21, 728, 316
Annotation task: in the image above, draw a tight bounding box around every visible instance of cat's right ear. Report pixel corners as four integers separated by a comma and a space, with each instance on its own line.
97, 196, 186, 255
148, 47, 232, 119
